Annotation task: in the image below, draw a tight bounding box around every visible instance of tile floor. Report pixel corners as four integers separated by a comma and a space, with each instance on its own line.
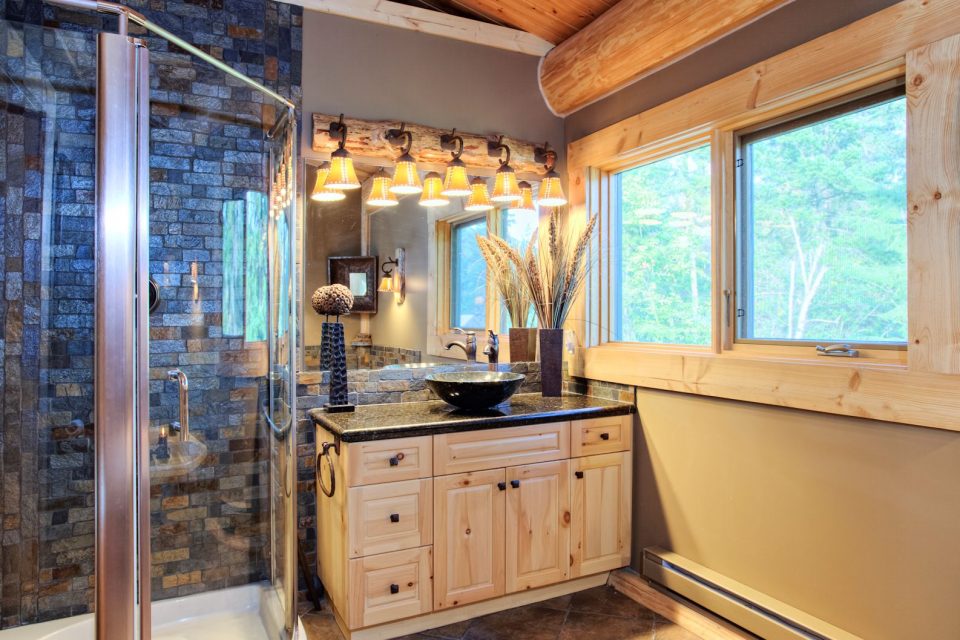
301, 585, 702, 640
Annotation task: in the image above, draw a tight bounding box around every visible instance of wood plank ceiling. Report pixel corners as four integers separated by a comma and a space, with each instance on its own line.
395, 0, 619, 44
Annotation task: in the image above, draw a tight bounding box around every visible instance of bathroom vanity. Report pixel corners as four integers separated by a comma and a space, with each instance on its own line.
310, 394, 635, 639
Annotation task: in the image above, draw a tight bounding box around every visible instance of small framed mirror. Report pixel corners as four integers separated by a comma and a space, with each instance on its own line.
328, 256, 378, 313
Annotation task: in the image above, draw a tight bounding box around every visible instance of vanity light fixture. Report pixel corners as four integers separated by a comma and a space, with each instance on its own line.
489, 136, 522, 204
535, 143, 567, 207
464, 177, 494, 212
419, 172, 450, 207
387, 123, 422, 195
440, 129, 472, 197
367, 167, 398, 207
377, 248, 406, 305
310, 161, 347, 202
326, 114, 361, 190
516, 181, 536, 213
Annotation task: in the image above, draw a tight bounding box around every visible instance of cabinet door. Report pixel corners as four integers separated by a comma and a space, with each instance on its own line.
434, 469, 505, 610
570, 452, 631, 577
505, 460, 570, 592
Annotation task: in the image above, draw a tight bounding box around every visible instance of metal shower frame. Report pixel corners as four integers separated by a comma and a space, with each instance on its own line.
44, 1, 298, 638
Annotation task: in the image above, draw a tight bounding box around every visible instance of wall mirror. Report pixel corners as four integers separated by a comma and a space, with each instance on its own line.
299, 158, 543, 373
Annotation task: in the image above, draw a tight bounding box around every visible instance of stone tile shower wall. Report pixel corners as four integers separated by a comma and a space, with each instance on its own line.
0, 0, 301, 628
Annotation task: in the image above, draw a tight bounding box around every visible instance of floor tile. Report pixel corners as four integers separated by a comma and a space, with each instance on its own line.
558, 610, 656, 640
537, 594, 573, 611
301, 611, 345, 640
421, 619, 472, 638
462, 604, 567, 640
568, 586, 658, 620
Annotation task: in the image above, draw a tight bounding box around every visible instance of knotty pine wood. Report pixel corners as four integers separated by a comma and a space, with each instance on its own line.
504, 460, 571, 591
433, 469, 507, 609
433, 421, 571, 475
571, 452, 631, 577
540, 0, 791, 115
906, 33, 960, 374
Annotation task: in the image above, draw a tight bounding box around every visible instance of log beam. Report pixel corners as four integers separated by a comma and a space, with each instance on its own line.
539, 0, 793, 116
311, 113, 545, 176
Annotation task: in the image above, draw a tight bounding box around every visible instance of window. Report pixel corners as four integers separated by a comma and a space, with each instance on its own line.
449, 216, 488, 330
737, 89, 907, 344
613, 145, 712, 345
498, 207, 539, 333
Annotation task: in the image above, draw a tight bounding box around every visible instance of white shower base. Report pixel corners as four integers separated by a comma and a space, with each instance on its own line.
0, 583, 300, 640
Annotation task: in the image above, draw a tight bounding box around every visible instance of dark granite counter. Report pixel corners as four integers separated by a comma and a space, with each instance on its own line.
309, 393, 635, 442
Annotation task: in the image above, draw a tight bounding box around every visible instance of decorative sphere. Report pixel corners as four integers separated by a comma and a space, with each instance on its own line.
312, 284, 354, 316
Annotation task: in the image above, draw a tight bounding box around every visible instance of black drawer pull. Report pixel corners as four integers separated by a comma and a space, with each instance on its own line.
390, 583, 399, 594
389, 513, 400, 523
389, 456, 399, 466
600, 432, 610, 440
575, 471, 584, 479
497, 482, 506, 491
510, 479, 520, 488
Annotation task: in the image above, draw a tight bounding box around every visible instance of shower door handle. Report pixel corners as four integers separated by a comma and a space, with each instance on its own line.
167, 369, 189, 442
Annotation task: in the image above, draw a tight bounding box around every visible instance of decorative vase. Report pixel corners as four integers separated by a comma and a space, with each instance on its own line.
322, 321, 354, 412
509, 327, 539, 363
538, 328, 564, 397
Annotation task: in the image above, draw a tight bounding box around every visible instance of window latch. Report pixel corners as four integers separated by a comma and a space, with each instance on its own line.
816, 344, 860, 358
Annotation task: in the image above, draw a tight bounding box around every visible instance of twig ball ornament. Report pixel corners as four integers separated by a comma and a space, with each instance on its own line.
312, 284, 354, 317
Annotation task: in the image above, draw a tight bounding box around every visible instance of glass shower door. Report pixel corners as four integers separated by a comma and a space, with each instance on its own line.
0, 16, 101, 633
146, 42, 297, 638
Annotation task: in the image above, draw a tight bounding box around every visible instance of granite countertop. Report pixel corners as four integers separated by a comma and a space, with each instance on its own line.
309, 393, 635, 442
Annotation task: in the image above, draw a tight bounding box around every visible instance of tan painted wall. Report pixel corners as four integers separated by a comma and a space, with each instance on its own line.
633, 388, 960, 639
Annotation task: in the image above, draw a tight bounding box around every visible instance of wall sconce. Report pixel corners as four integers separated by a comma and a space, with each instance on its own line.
367, 167, 398, 207
516, 181, 536, 213
440, 129, 471, 197
488, 135, 522, 204
419, 172, 450, 208
326, 114, 361, 190
387, 124, 422, 195
535, 142, 567, 207
310, 160, 347, 202
465, 177, 494, 212
377, 248, 406, 305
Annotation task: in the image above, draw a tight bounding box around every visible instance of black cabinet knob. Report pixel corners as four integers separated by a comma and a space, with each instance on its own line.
575, 471, 584, 479
389, 456, 399, 466
389, 513, 400, 523
390, 584, 399, 594
497, 482, 506, 491
600, 432, 610, 440
510, 479, 520, 488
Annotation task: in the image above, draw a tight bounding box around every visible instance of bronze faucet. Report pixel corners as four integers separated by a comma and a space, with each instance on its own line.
443, 328, 477, 360
483, 330, 499, 368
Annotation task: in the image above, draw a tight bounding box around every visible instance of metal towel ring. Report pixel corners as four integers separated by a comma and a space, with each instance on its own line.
317, 441, 337, 498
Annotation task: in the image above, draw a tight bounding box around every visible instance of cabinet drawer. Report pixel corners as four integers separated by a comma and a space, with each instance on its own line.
344, 436, 432, 487
434, 422, 570, 475
571, 415, 632, 456
347, 546, 432, 629
348, 478, 432, 558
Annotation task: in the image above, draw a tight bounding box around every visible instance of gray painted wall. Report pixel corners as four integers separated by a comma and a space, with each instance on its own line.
564, 0, 902, 141
301, 10, 563, 154
368, 197, 430, 354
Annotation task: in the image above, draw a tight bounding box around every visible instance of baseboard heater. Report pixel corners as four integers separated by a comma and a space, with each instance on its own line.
642, 547, 862, 640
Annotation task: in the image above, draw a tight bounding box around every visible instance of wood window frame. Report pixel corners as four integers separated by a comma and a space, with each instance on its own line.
565, 0, 960, 432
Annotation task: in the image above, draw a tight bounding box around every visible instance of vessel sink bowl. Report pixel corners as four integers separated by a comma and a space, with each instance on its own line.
425, 371, 525, 410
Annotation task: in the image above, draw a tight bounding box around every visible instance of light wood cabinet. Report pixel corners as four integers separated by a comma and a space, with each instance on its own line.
570, 451, 632, 577
317, 414, 633, 638
433, 469, 506, 609
505, 460, 570, 591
